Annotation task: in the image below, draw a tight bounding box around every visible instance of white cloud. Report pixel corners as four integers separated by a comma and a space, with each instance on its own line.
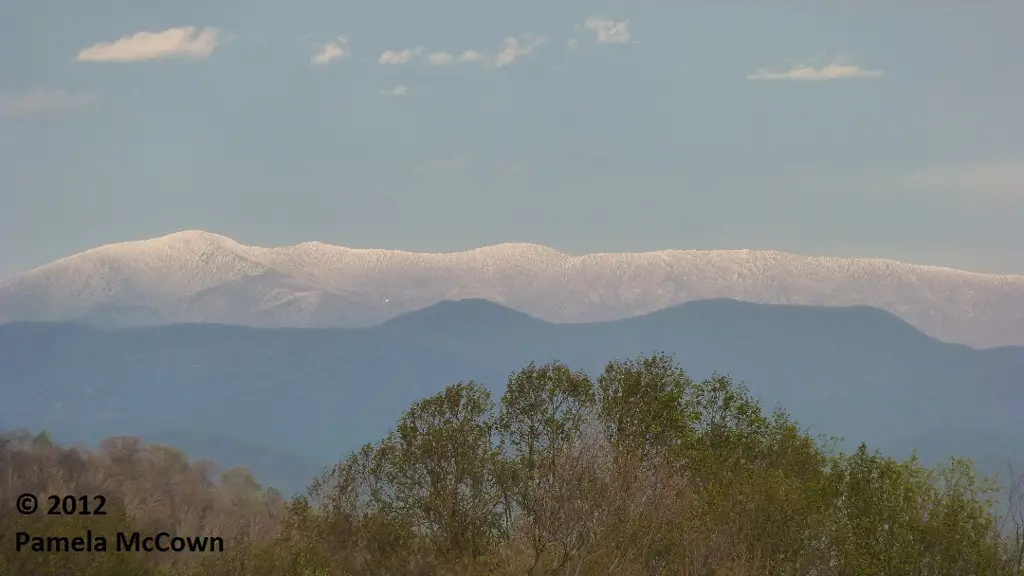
566, 38, 579, 54
493, 35, 547, 68
0, 89, 95, 116
379, 46, 424, 64
584, 16, 632, 44
449, 36, 546, 68
376, 36, 544, 69
458, 50, 487, 63
379, 84, 408, 97
905, 160, 1024, 200
312, 36, 349, 65
75, 26, 220, 62
427, 52, 454, 66
747, 60, 883, 81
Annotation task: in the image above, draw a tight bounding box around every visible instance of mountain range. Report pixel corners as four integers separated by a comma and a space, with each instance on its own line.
2, 230, 1023, 348
2, 298, 1021, 495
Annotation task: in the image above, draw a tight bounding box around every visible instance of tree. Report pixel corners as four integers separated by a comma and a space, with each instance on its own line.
497, 361, 597, 571
596, 352, 697, 466
366, 381, 504, 562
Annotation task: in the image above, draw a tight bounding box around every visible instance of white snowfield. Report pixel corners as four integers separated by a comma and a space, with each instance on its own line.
1, 230, 1022, 348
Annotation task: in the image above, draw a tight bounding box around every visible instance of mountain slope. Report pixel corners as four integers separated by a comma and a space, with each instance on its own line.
1, 299, 1021, 493
2, 230, 1023, 347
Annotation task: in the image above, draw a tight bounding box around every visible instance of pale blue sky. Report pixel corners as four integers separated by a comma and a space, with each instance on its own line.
2, 1, 1022, 279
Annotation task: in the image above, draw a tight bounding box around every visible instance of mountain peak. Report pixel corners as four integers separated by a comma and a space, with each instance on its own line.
153, 229, 235, 242
378, 298, 545, 333
136, 230, 243, 250
61, 230, 246, 263
477, 242, 566, 254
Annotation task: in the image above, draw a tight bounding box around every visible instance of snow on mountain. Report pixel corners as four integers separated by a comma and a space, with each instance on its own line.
1, 230, 1023, 347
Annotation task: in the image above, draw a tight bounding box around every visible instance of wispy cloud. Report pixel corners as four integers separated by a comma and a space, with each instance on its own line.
458, 50, 487, 63
379, 84, 408, 97
427, 52, 454, 66
747, 58, 883, 81
552, 38, 580, 72
493, 35, 547, 67
312, 36, 350, 65
379, 46, 424, 65
75, 26, 220, 62
379, 35, 545, 68
456, 35, 546, 68
0, 89, 95, 116
583, 16, 633, 44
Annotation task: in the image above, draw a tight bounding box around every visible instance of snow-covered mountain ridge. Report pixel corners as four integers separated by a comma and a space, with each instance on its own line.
2, 230, 1022, 348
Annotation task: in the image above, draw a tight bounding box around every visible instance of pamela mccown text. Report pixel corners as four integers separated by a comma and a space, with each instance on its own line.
14, 531, 225, 553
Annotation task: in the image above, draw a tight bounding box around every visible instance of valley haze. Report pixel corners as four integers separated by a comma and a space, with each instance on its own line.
1, 230, 1023, 348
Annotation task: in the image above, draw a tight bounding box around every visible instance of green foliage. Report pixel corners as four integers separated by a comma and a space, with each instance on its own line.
597, 352, 697, 463
307, 380, 507, 569
31, 430, 54, 450
383, 380, 504, 559
818, 447, 1008, 575
498, 361, 595, 476
496, 361, 597, 569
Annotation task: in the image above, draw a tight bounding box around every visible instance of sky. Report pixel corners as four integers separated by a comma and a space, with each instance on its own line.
1, 1, 1022, 279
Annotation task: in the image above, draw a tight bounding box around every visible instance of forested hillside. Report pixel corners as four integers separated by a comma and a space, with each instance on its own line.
2, 354, 1022, 575
5, 299, 1023, 497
